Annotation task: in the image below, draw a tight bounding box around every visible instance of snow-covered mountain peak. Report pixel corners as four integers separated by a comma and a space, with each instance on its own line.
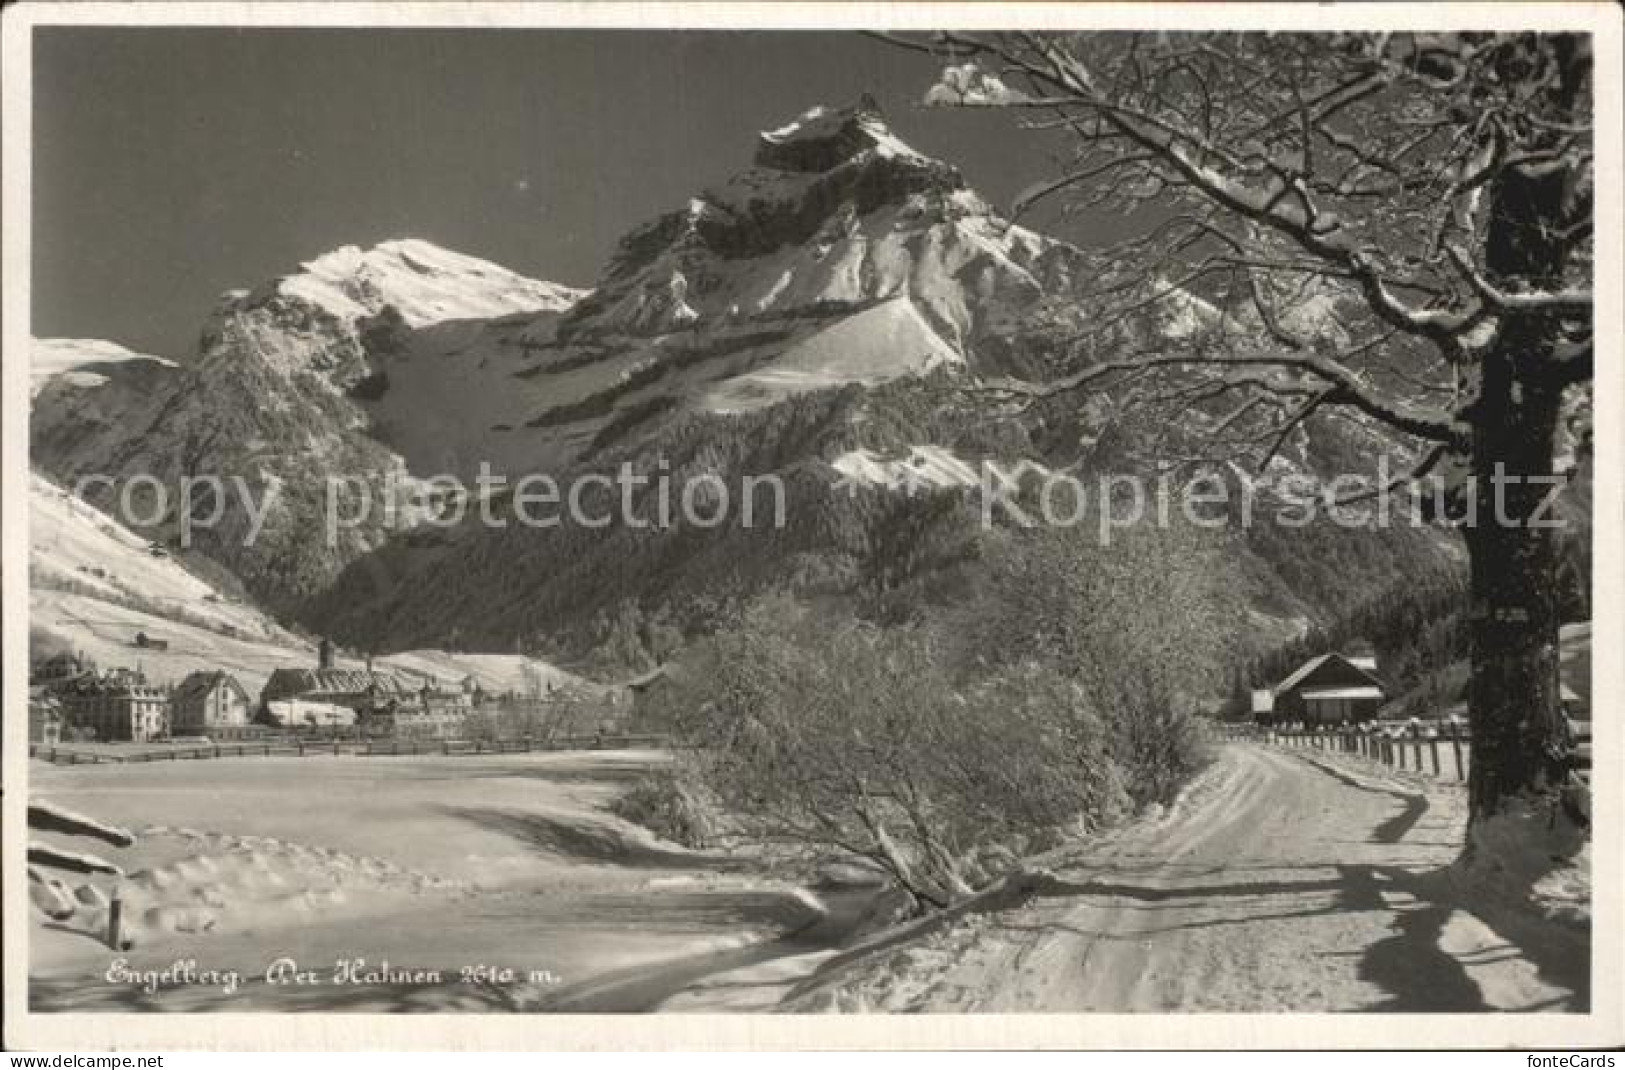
708, 99, 960, 217
267, 238, 585, 328
557, 98, 1075, 343
753, 98, 927, 172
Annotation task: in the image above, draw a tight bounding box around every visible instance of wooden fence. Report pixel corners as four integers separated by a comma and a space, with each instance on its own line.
28, 734, 673, 766
1218, 725, 1472, 783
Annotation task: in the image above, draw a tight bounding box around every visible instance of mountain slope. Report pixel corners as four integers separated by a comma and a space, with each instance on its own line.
33, 99, 1090, 620
30, 239, 586, 614
30, 337, 177, 399
28, 471, 594, 698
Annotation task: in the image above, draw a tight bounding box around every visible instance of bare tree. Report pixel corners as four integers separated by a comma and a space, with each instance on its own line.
666, 596, 1125, 910
883, 31, 1593, 832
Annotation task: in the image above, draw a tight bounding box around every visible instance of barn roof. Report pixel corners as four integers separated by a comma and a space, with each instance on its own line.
262, 667, 416, 702
173, 670, 249, 707
1273, 653, 1387, 697
619, 664, 669, 691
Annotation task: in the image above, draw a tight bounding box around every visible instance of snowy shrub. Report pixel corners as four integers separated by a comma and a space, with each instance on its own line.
661, 595, 1128, 911
610, 766, 724, 850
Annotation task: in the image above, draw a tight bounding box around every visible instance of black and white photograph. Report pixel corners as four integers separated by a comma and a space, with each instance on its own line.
3, 1, 1620, 1051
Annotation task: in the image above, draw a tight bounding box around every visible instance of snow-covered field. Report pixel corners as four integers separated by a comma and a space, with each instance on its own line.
24, 711, 1595, 1017
28, 751, 825, 1012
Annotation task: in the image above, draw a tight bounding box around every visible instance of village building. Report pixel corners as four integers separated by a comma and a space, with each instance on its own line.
133, 631, 170, 651
171, 671, 254, 737
28, 686, 63, 746
260, 640, 480, 738
56, 667, 170, 743
259, 639, 417, 730
371, 684, 475, 740
1258, 653, 1389, 726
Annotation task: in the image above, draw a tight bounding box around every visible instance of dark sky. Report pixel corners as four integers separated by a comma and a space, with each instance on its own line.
32, 28, 1111, 357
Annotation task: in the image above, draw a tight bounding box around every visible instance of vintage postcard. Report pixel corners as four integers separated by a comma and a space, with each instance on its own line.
3, 0, 1621, 1052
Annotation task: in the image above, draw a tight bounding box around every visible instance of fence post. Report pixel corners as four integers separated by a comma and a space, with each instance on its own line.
1452, 734, 1465, 781
1429, 739, 1441, 776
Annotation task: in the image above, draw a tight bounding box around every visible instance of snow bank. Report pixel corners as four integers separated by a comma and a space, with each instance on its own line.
1458, 797, 1591, 931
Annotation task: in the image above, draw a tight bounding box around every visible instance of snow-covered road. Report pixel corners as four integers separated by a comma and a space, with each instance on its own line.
759, 744, 1589, 1013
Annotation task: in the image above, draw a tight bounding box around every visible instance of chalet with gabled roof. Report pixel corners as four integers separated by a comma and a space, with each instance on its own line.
172, 671, 253, 736
1260, 653, 1389, 726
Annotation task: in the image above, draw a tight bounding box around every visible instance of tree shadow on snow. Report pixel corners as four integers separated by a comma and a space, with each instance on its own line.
437, 805, 742, 871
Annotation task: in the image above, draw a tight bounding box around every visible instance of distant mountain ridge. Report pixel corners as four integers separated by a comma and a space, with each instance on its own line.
31, 98, 1468, 666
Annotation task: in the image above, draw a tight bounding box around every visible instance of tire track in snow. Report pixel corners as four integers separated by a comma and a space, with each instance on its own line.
784, 744, 1586, 1013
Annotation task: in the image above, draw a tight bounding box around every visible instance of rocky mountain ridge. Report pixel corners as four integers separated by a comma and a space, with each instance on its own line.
31, 99, 1467, 663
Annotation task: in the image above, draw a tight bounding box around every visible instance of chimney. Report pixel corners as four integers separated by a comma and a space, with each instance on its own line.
318, 638, 334, 672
